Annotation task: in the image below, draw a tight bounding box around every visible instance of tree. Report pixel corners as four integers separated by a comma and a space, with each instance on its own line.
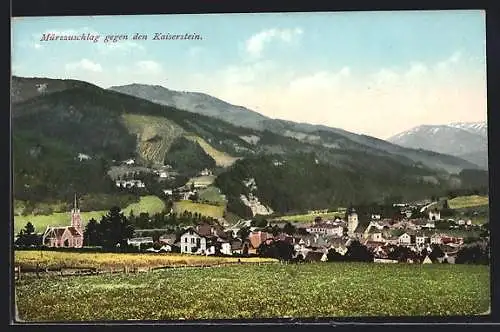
429, 244, 445, 263
344, 240, 374, 262
455, 245, 489, 265
283, 222, 296, 235
24, 222, 35, 235
327, 248, 343, 262
99, 206, 135, 250
237, 226, 251, 241
83, 218, 101, 246
257, 240, 294, 262
15, 222, 40, 246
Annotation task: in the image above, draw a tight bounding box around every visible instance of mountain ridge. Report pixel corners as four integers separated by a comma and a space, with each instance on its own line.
108, 82, 479, 174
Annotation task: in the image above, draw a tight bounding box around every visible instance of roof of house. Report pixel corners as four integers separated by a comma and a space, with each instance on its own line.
44, 226, 82, 239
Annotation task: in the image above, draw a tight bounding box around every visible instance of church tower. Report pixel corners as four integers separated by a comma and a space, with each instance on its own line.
347, 207, 359, 237
71, 194, 82, 233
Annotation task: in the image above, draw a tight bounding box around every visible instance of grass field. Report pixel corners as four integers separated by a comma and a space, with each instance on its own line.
14, 250, 275, 270
172, 200, 225, 219
184, 135, 240, 167
272, 211, 344, 223
14, 196, 165, 234
197, 186, 226, 205
15, 263, 489, 321
449, 195, 489, 209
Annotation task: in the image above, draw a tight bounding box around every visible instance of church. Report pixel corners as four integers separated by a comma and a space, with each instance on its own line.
42, 195, 84, 248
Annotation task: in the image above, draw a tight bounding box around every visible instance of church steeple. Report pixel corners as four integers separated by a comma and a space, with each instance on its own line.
71, 194, 82, 232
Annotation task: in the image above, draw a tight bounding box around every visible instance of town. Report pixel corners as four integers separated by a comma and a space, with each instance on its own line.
14, 162, 490, 266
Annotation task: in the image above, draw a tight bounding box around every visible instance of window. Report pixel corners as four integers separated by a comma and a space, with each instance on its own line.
191, 238, 195, 244
184, 238, 187, 243
184, 246, 187, 252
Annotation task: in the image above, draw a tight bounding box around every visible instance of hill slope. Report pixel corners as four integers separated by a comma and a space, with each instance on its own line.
109, 83, 479, 174
12, 76, 487, 216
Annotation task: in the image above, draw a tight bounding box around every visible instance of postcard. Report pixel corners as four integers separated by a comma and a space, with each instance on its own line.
11, 10, 490, 322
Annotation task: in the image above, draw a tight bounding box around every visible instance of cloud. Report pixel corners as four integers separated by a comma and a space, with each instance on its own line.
97, 40, 145, 54
135, 60, 162, 73
65, 59, 103, 72
289, 67, 351, 92
245, 28, 303, 58
189, 50, 485, 139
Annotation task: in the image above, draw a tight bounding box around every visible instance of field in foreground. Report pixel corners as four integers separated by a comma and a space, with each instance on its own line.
14, 250, 275, 270
15, 263, 489, 321
13, 195, 165, 234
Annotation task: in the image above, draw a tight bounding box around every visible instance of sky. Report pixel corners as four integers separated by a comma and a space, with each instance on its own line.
11, 10, 487, 139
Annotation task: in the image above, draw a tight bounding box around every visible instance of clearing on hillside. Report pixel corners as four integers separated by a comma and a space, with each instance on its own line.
121, 114, 185, 165
184, 135, 240, 167
172, 200, 225, 219
15, 263, 490, 321
272, 210, 345, 223
448, 195, 489, 209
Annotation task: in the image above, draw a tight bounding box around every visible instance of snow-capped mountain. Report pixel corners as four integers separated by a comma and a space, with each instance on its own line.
388, 122, 488, 170
447, 122, 487, 137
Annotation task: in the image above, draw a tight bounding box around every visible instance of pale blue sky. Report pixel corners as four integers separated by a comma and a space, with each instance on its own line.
11, 10, 487, 139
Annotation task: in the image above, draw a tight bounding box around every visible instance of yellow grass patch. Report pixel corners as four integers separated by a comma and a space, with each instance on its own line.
14, 251, 276, 270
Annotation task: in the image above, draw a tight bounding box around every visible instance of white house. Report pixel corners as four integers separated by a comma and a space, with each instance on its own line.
163, 189, 173, 196
428, 210, 441, 221
398, 233, 412, 245
430, 234, 442, 245
306, 222, 344, 236
127, 237, 154, 247
124, 159, 135, 165
371, 214, 381, 220
200, 168, 213, 176
422, 221, 436, 229
371, 232, 384, 242
416, 235, 427, 245
180, 228, 207, 254
221, 242, 232, 255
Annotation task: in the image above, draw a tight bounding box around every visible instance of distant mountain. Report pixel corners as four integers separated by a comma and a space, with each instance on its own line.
109, 83, 478, 174
109, 84, 269, 130
388, 122, 488, 169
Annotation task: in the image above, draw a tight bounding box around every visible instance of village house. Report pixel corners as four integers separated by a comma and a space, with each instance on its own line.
127, 237, 154, 248
430, 233, 443, 245
42, 196, 84, 248
398, 232, 412, 246
428, 209, 441, 221
306, 220, 344, 236
370, 232, 384, 242
115, 179, 146, 189
415, 234, 428, 246
179, 228, 207, 254
199, 168, 213, 176
243, 231, 273, 255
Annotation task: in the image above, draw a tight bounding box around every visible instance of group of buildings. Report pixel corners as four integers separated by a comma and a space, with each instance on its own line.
38, 193, 480, 265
